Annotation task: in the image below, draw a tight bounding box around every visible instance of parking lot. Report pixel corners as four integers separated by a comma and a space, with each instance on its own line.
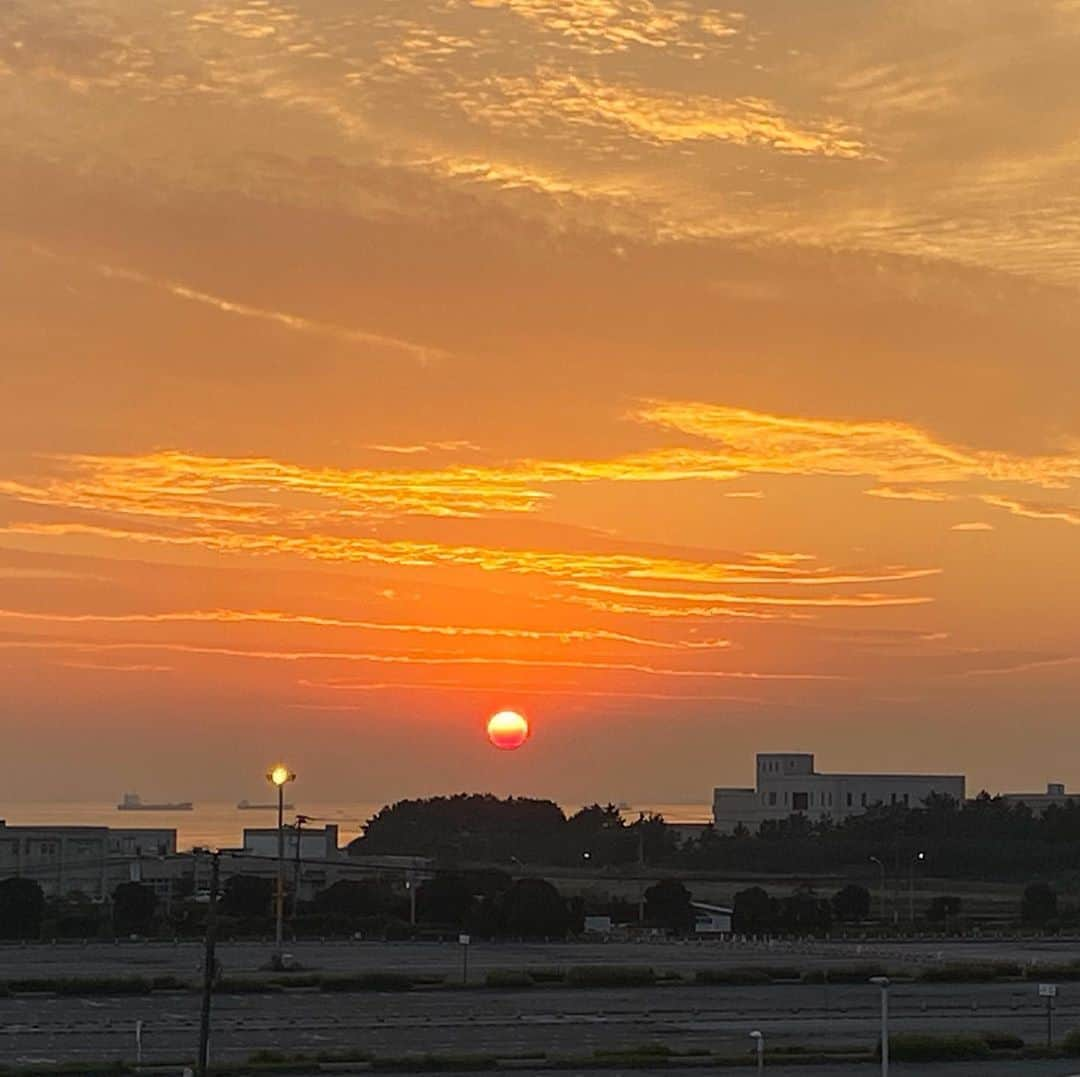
5, 937, 1080, 1067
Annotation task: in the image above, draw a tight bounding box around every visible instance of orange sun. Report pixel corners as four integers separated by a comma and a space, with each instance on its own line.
486, 710, 530, 750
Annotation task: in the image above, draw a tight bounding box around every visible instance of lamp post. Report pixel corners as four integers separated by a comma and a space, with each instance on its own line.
292, 813, 309, 921
749, 1030, 764, 1075
870, 976, 890, 1077
909, 852, 925, 924
869, 856, 886, 925
267, 764, 295, 968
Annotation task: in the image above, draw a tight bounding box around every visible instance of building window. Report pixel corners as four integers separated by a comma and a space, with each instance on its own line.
792, 792, 809, 811
902, 793, 910, 806
784, 792, 789, 805
861, 793, 867, 807
846, 792, 853, 807
768, 792, 777, 806
890, 793, 896, 804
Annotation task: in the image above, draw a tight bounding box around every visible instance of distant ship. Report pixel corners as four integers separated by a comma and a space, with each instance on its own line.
237, 799, 294, 810
117, 792, 193, 812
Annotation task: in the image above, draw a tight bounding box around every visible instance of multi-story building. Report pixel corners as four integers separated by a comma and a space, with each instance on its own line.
999, 783, 1076, 814
238, 824, 340, 900
0, 821, 176, 900
713, 753, 966, 833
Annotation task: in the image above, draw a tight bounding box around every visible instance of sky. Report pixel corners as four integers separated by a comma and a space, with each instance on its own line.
1, 0, 1078, 806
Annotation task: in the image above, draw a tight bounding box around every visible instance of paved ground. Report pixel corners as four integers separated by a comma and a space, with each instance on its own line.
4, 979, 1080, 1065
4, 935, 1080, 980
6, 939, 1080, 1067
261, 1067, 1080, 1077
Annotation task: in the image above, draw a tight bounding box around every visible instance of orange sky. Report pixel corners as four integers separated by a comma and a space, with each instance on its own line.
1, 0, 1078, 804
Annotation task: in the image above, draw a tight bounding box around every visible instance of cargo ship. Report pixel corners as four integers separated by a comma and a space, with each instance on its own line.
117, 792, 193, 812
237, 799, 294, 810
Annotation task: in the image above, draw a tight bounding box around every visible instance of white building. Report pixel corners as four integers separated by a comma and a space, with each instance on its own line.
691, 902, 733, 935
999, 783, 1076, 814
713, 753, 965, 833
0, 821, 176, 900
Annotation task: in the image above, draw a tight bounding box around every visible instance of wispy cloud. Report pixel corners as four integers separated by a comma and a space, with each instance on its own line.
979, 494, 1080, 526
867, 486, 956, 503
460, 72, 871, 159
0, 607, 730, 652
0, 639, 838, 682
30, 246, 447, 363
468, 0, 743, 55
633, 401, 1080, 489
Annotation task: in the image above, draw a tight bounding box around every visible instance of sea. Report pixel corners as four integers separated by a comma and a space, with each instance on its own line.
0, 800, 713, 852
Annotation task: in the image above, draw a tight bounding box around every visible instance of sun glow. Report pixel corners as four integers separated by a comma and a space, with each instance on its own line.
486, 710, 530, 750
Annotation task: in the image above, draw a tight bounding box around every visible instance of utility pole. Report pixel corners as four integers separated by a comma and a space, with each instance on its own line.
870, 977, 890, 1077
196, 851, 220, 1077
293, 814, 309, 920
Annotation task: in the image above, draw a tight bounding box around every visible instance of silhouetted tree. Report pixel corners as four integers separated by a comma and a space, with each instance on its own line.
313, 879, 395, 919
832, 884, 871, 923
417, 872, 474, 926
353, 794, 566, 863
0, 877, 45, 939
732, 886, 775, 934
113, 881, 157, 935
780, 884, 831, 935
221, 874, 273, 920
499, 877, 570, 938
644, 878, 695, 934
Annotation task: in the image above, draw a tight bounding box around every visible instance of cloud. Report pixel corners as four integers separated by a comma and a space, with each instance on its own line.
0, 606, 731, 652
0, 638, 837, 682
460, 72, 871, 159
632, 401, 1080, 489
62, 661, 173, 673
867, 486, 956, 503
468, 0, 743, 55
30, 245, 447, 363
950, 522, 994, 532
364, 441, 481, 455
979, 494, 1080, 526
296, 679, 762, 704
958, 654, 1080, 678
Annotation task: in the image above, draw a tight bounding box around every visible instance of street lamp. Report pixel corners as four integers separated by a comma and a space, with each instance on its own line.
869, 856, 887, 925
909, 851, 925, 924
870, 976, 890, 1077
749, 1030, 764, 1075
266, 764, 296, 967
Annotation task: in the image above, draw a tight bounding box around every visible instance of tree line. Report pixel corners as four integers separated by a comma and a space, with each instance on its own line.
353, 794, 675, 866
354, 790, 1080, 884
0, 872, 700, 941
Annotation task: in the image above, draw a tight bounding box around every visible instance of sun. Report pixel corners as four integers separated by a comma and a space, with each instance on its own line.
487, 710, 530, 750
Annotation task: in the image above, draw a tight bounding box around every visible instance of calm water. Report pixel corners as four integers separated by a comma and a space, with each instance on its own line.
0, 800, 712, 852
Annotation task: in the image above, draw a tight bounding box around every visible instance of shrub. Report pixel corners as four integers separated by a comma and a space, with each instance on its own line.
982, 1031, 1024, 1050
1062, 1028, 1080, 1056
7, 976, 154, 996
566, 965, 655, 987
918, 961, 1021, 982
485, 969, 535, 988
887, 1034, 991, 1061
319, 972, 414, 992
217, 978, 282, 994
526, 967, 566, 983
1025, 963, 1080, 981
150, 975, 189, 991
696, 967, 771, 985
594, 1043, 673, 1060
801, 964, 887, 984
